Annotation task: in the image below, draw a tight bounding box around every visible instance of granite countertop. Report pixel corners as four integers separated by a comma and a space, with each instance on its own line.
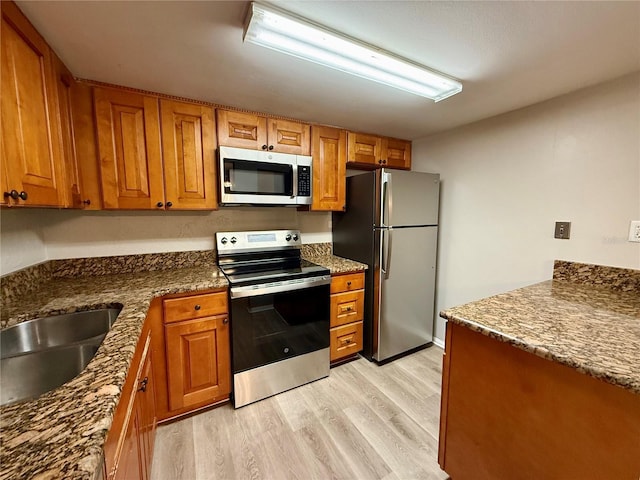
0, 266, 228, 480
305, 254, 367, 274
0, 251, 365, 480
440, 271, 640, 394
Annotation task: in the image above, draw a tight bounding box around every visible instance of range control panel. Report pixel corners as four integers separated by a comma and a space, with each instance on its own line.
216, 229, 302, 252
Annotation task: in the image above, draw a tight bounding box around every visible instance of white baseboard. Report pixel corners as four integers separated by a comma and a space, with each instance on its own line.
433, 337, 445, 349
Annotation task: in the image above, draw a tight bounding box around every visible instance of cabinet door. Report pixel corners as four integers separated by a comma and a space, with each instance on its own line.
347, 132, 382, 168
94, 88, 164, 209
267, 118, 310, 155
137, 347, 156, 480
165, 314, 230, 411
113, 397, 144, 480
1, 1, 65, 207
216, 110, 267, 150
311, 126, 346, 211
383, 137, 412, 170
53, 54, 82, 208
160, 100, 217, 210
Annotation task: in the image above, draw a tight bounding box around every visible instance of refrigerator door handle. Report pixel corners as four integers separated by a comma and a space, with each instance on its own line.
385, 228, 393, 279
386, 171, 393, 227
381, 170, 392, 226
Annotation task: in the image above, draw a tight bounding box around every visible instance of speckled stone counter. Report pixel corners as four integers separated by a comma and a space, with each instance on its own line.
304, 254, 367, 274
440, 261, 640, 394
0, 265, 227, 480
0, 247, 365, 480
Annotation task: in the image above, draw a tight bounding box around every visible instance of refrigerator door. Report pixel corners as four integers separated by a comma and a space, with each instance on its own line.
374, 225, 437, 361
378, 169, 440, 227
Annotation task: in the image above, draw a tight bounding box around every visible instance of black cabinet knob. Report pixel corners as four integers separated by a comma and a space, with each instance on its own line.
82, 199, 91, 205
262, 144, 268, 150
4, 190, 19, 200
194, 304, 201, 311
268, 145, 274, 151
378, 160, 383, 164
166, 201, 173, 208
18, 191, 28, 200
223, 318, 229, 325
156, 201, 164, 208
138, 377, 148, 392
285, 234, 292, 241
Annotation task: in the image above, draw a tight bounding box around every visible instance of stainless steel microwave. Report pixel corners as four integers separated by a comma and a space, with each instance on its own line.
218, 146, 312, 206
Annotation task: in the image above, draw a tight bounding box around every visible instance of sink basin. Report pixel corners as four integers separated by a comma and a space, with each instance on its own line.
0, 307, 121, 406
1, 343, 100, 406
0, 307, 121, 358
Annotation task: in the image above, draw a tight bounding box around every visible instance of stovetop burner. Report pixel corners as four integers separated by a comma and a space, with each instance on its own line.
216, 229, 329, 287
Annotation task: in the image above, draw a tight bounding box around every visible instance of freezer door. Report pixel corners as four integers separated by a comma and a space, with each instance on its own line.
379, 169, 440, 227
375, 226, 437, 361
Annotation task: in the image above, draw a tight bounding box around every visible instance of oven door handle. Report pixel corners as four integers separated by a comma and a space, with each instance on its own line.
230, 275, 331, 299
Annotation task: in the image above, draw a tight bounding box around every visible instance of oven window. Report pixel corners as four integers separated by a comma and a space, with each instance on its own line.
231, 284, 330, 373
224, 159, 293, 196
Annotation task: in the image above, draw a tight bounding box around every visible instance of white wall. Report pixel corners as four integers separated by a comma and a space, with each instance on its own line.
0, 210, 48, 275
0, 208, 331, 274
413, 72, 640, 343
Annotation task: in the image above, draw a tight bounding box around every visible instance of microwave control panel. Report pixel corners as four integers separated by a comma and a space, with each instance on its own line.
298, 166, 311, 197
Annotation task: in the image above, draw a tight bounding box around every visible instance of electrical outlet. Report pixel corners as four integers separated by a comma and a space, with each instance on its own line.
629, 221, 640, 243
554, 221, 571, 239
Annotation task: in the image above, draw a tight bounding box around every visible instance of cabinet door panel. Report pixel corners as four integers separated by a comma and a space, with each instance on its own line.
384, 137, 411, 170
216, 110, 266, 150
311, 126, 346, 211
1, 3, 64, 206
347, 132, 382, 167
165, 315, 230, 411
94, 88, 164, 209
268, 118, 310, 155
160, 100, 217, 210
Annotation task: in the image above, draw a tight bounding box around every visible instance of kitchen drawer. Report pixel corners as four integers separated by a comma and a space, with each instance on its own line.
330, 321, 363, 362
330, 272, 365, 294
163, 291, 228, 324
330, 290, 364, 328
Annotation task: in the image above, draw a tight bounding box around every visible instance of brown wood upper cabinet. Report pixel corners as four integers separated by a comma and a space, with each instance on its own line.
217, 109, 311, 155
94, 89, 217, 210
347, 132, 411, 170
311, 126, 346, 211
160, 99, 217, 209
1, 1, 66, 207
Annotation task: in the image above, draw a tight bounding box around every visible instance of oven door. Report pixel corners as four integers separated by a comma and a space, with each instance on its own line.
230, 278, 330, 374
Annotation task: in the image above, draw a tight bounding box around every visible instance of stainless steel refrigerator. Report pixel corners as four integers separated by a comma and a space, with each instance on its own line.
332, 169, 439, 362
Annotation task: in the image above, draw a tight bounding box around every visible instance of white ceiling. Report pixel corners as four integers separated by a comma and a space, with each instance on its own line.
17, 1, 640, 140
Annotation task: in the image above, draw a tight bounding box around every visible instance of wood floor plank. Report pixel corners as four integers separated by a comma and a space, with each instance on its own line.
150, 346, 449, 480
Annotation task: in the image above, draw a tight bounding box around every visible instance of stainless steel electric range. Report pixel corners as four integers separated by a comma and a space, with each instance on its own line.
216, 229, 331, 408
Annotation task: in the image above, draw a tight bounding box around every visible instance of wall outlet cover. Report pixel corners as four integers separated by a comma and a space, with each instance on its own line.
629, 220, 640, 243
554, 221, 571, 239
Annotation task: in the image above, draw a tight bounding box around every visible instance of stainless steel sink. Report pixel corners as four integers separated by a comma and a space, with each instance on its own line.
1, 308, 121, 358
1, 343, 100, 406
0, 307, 121, 406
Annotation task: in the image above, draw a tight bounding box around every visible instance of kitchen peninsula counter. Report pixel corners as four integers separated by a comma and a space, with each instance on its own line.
0, 249, 366, 479
438, 260, 640, 480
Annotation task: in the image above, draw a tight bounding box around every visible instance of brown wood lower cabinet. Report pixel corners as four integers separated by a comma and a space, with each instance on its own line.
330, 272, 365, 363
104, 327, 156, 480
150, 290, 231, 423
439, 322, 640, 480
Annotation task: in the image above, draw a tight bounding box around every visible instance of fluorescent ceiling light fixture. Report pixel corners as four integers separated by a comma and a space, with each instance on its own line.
243, 2, 462, 102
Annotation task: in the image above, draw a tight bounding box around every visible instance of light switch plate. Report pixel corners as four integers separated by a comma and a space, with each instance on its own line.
554, 222, 571, 239
629, 221, 640, 243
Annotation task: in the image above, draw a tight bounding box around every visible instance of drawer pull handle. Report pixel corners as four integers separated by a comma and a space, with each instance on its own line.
138, 377, 148, 392
194, 304, 201, 311
346, 281, 352, 287
346, 307, 353, 311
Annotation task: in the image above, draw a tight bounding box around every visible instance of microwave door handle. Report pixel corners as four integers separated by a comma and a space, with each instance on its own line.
291, 164, 297, 199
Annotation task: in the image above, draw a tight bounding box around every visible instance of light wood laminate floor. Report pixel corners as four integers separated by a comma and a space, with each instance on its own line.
150, 346, 449, 480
